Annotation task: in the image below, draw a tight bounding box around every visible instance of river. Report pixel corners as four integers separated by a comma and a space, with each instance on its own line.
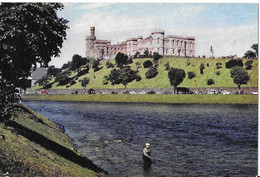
23, 101, 257, 177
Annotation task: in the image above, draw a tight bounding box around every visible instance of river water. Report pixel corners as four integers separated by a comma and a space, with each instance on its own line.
23, 101, 257, 177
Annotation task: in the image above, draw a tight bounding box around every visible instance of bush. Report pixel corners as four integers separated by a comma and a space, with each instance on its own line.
216, 71, 220, 76
81, 77, 89, 89
145, 66, 158, 79
207, 79, 215, 85
200, 63, 205, 74
164, 62, 170, 70
187, 71, 196, 79
69, 80, 76, 86
225, 59, 243, 68
245, 60, 253, 70
143, 60, 153, 68
135, 75, 142, 82
106, 61, 114, 68
216, 62, 222, 69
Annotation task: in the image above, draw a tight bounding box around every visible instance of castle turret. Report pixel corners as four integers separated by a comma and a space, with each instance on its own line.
86, 26, 96, 58
90, 26, 95, 37
151, 30, 164, 55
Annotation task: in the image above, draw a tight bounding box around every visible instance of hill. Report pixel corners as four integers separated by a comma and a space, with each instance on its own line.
33, 57, 258, 90
0, 104, 106, 176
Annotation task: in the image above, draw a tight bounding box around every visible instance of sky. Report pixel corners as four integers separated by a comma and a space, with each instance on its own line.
49, 3, 258, 67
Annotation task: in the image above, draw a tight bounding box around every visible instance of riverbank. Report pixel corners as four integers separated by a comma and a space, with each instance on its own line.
0, 104, 106, 176
22, 94, 258, 104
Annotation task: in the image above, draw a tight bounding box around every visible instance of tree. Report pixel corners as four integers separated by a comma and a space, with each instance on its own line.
152, 52, 162, 63
164, 62, 170, 70
35, 75, 50, 87
168, 68, 186, 93
216, 62, 222, 69
145, 66, 158, 79
106, 61, 114, 68
92, 59, 102, 72
108, 69, 122, 86
245, 60, 253, 70
187, 71, 196, 79
143, 60, 153, 68
47, 66, 61, 78
0, 3, 68, 121
244, 50, 256, 59
115, 52, 131, 69
200, 63, 205, 74
61, 62, 71, 70
69, 54, 86, 72
16, 78, 31, 93
251, 44, 258, 57
230, 66, 250, 94
135, 62, 141, 69
134, 51, 140, 58
55, 70, 71, 85
207, 79, 215, 85
225, 59, 243, 68
120, 66, 138, 88
144, 49, 149, 58
81, 77, 89, 89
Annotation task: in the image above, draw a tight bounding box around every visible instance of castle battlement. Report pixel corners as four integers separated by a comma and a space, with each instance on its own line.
86, 27, 195, 60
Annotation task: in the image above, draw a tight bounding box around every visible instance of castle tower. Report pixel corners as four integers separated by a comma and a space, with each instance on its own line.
90, 26, 95, 37
86, 26, 96, 58
151, 30, 164, 55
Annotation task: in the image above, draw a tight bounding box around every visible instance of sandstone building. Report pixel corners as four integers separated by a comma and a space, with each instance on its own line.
86, 27, 195, 60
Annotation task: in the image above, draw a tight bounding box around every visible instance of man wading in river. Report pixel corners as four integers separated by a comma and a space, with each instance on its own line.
143, 143, 152, 165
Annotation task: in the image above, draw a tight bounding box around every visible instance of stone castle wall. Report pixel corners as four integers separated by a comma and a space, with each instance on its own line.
86, 27, 195, 60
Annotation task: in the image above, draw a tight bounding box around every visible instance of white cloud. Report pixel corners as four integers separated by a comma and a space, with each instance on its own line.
50, 5, 258, 67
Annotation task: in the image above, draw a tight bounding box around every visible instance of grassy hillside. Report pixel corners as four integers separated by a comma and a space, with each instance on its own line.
0, 105, 106, 176
34, 57, 258, 90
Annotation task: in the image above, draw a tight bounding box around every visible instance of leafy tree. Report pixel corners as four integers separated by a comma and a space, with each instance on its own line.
251, 44, 258, 57
108, 69, 122, 86
0, 3, 68, 121
207, 79, 215, 85
152, 52, 162, 63
216, 71, 220, 76
69, 54, 86, 72
92, 59, 102, 72
145, 66, 158, 79
245, 60, 253, 70
243, 50, 256, 59
77, 65, 90, 77
225, 59, 243, 68
216, 62, 222, 69
164, 62, 170, 70
106, 61, 114, 68
200, 63, 205, 74
120, 66, 138, 88
143, 60, 153, 68
134, 51, 140, 58
61, 62, 71, 70
144, 49, 149, 58
55, 70, 71, 85
135, 75, 142, 82
168, 68, 186, 93
230, 66, 250, 94
115, 52, 131, 69
36, 75, 50, 87
47, 66, 61, 78
135, 62, 141, 69
187, 71, 196, 79
81, 77, 89, 89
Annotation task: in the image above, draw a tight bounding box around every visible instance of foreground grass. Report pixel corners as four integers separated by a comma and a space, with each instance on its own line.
23, 94, 258, 104
33, 57, 258, 90
0, 105, 105, 176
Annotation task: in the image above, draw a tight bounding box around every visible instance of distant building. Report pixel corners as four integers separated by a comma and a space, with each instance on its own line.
86, 27, 195, 60
31, 67, 47, 87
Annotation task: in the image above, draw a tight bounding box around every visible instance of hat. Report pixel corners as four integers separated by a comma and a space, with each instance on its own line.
145, 143, 150, 146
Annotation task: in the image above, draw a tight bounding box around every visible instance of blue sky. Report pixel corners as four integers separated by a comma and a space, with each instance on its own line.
50, 3, 258, 67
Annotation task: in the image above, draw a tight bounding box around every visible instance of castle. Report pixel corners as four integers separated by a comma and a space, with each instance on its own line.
86, 27, 195, 60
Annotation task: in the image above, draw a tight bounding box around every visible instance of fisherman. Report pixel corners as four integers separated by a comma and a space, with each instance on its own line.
143, 143, 152, 164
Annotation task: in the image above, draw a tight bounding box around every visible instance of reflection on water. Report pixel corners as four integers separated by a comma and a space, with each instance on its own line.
23, 101, 257, 177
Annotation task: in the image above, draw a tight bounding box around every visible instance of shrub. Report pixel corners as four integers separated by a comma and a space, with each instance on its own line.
216, 71, 220, 76
207, 79, 215, 85
245, 60, 253, 70
187, 71, 196, 79
135, 75, 142, 82
106, 61, 114, 68
81, 77, 90, 89
200, 63, 205, 74
225, 59, 243, 68
145, 66, 158, 79
216, 62, 222, 69
164, 62, 170, 70
69, 80, 76, 86
143, 60, 153, 68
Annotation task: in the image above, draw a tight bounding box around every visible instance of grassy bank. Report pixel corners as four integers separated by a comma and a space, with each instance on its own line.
22, 94, 258, 104
0, 105, 106, 176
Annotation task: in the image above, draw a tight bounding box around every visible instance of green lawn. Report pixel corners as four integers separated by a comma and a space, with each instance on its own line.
33, 57, 258, 90
22, 94, 258, 104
